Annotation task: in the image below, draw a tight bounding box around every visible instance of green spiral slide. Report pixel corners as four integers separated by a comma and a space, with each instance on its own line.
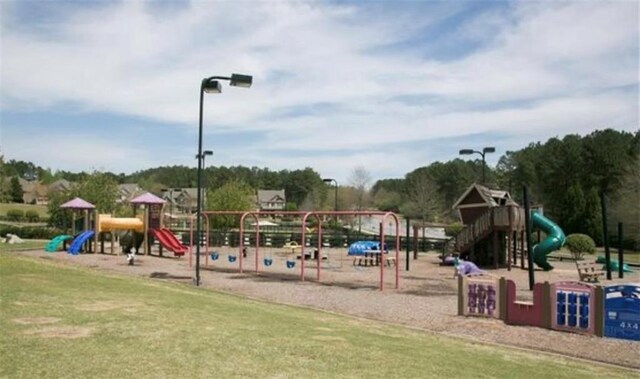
531, 212, 566, 271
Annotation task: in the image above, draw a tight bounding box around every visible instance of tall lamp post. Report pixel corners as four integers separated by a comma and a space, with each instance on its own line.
322, 178, 338, 227
459, 147, 495, 185
196, 150, 213, 212
195, 74, 252, 286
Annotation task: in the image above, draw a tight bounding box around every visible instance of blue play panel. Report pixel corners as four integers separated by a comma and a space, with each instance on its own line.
603, 284, 640, 342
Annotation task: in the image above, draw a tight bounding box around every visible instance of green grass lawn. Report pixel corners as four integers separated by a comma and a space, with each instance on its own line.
0, 255, 635, 379
595, 248, 640, 265
0, 202, 49, 217
0, 240, 47, 252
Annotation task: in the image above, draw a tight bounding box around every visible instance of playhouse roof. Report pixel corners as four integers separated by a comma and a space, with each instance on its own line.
451, 183, 513, 210
129, 192, 166, 205
60, 197, 95, 209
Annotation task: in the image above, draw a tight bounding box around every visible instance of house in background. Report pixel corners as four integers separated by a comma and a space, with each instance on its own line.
117, 183, 144, 204
256, 190, 286, 211
19, 178, 48, 205
162, 188, 200, 214
47, 179, 73, 194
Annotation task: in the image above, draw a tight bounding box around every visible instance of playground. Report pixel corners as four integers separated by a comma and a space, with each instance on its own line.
9, 243, 639, 370
10, 189, 637, 374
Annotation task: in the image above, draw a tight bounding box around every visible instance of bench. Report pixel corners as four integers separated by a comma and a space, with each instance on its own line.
576, 261, 605, 282
353, 256, 377, 266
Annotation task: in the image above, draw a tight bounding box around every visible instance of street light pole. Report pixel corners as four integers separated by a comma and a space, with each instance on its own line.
322, 178, 338, 227
195, 74, 252, 287
459, 147, 495, 185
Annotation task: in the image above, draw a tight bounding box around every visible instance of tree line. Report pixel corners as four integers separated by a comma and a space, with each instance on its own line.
1, 128, 637, 247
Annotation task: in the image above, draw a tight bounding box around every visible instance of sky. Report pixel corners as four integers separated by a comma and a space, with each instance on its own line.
1, 0, 638, 183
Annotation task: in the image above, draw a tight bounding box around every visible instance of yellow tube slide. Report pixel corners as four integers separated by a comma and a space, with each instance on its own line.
98, 214, 144, 233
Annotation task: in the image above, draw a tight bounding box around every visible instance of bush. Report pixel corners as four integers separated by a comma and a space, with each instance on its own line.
25, 210, 40, 222
565, 233, 596, 260
445, 222, 464, 236
6, 209, 24, 222
0, 225, 63, 240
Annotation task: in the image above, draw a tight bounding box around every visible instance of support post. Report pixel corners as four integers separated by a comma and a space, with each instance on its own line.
493, 232, 499, 269
405, 218, 410, 271
512, 230, 517, 267
600, 192, 611, 280
618, 222, 624, 279
520, 230, 525, 270
523, 186, 535, 291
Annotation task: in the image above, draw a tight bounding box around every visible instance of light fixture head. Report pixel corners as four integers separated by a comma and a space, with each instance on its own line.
229, 73, 253, 88
203, 79, 222, 93
459, 149, 474, 155
203, 150, 213, 156
483, 147, 496, 154
322, 178, 334, 183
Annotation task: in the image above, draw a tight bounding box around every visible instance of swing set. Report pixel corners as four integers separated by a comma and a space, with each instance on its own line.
189, 211, 400, 290
188, 211, 401, 290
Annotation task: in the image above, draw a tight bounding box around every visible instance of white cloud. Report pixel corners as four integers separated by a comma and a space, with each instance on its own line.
1, 1, 637, 181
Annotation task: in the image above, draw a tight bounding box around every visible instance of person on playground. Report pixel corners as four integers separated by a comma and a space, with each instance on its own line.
454, 259, 484, 278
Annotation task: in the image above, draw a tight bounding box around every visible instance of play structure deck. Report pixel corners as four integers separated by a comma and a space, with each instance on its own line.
451, 184, 564, 271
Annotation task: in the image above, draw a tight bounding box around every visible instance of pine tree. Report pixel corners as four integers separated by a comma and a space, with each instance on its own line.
9, 177, 23, 203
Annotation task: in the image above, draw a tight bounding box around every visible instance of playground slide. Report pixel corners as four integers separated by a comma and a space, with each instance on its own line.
150, 229, 186, 256
67, 230, 95, 255
44, 234, 72, 252
531, 212, 566, 271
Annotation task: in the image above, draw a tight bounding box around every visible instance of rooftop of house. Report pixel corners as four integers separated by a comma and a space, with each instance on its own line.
257, 190, 286, 203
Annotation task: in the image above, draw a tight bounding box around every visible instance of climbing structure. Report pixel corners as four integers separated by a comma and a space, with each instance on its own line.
451, 184, 525, 268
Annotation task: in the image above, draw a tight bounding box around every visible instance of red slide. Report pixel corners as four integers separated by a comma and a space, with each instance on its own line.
150, 229, 187, 256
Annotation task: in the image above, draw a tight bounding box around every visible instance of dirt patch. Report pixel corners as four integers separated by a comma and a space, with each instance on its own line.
24, 326, 93, 339
76, 300, 140, 312
13, 317, 61, 325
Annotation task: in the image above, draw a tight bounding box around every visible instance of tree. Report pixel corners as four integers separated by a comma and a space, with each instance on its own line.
47, 171, 118, 229
47, 190, 73, 229
206, 180, 254, 229
9, 177, 23, 203
76, 171, 119, 213
400, 172, 442, 222
0, 154, 7, 202
372, 188, 403, 212
609, 153, 640, 249
349, 166, 372, 232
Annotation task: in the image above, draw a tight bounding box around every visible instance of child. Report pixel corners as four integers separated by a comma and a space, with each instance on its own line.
454, 259, 484, 278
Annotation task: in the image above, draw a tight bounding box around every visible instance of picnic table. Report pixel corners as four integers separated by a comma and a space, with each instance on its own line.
352, 250, 395, 267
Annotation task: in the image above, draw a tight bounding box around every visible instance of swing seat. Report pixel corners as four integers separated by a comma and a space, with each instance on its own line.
228, 255, 237, 263
210, 252, 219, 261
263, 258, 273, 267
286, 260, 296, 269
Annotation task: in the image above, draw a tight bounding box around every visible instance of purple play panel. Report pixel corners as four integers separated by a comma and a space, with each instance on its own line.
60, 197, 95, 209
130, 192, 166, 205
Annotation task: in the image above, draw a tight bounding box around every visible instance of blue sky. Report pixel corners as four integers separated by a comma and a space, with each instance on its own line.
1, 0, 638, 183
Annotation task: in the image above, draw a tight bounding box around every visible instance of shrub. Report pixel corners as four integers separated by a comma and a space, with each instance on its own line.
565, 233, 596, 260
6, 209, 24, 222
445, 222, 464, 237
25, 210, 40, 222
0, 225, 63, 240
